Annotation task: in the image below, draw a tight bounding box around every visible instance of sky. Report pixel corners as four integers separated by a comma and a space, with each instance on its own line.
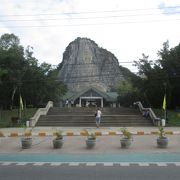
0, 0, 180, 73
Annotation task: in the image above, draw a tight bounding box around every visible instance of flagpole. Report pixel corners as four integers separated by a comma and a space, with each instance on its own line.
19, 94, 22, 121
19, 94, 24, 123
164, 83, 167, 123
18, 82, 22, 124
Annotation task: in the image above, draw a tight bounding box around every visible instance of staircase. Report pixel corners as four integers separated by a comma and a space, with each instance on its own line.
36, 107, 153, 127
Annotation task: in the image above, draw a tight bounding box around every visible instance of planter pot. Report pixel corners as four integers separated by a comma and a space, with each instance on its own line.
86, 139, 96, 149
53, 138, 64, 149
120, 138, 132, 149
157, 137, 168, 148
21, 137, 32, 149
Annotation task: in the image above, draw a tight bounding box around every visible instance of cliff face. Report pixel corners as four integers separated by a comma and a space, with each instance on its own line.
58, 37, 124, 92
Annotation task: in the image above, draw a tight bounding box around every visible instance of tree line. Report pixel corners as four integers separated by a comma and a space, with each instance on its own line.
117, 40, 180, 109
0, 33, 67, 110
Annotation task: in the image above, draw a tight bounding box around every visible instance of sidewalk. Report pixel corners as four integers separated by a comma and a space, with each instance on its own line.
0, 127, 180, 155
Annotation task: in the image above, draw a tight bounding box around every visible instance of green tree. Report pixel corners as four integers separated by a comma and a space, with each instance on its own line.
134, 41, 180, 109
0, 33, 67, 109
21, 49, 67, 107
157, 41, 180, 108
0, 33, 26, 109
134, 53, 166, 108
112, 66, 144, 106
115, 80, 141, 107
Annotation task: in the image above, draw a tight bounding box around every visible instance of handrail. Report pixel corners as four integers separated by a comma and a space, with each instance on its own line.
134, 101, 161, 126
30, 101, 53, 127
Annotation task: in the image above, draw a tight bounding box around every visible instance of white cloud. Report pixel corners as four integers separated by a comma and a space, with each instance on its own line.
0, 0, 180, 72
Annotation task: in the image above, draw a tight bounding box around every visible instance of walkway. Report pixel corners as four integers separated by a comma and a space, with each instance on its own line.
0, 127, 180, 165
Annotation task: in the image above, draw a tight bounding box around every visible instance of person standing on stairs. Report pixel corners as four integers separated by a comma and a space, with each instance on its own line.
95, 108, 102, 128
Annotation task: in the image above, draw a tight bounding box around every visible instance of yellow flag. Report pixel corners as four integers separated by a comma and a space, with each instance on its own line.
162, 95, 166, 110
20, 95, 23, 111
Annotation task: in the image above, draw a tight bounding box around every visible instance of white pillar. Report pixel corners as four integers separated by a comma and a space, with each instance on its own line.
79, 97, 82, 107
101, 98, 103, 108
113, 103, 116, 108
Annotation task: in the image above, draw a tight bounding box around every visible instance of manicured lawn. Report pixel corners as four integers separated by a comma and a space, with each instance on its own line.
0, 108, 37, 128
153, 109, 180, 126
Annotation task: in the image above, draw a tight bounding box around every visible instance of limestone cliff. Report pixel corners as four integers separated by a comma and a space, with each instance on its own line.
58, 37, 124, 92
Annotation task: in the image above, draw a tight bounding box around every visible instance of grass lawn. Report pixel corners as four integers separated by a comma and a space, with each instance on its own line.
153, 109, 180, 126
0, 108, 37, 128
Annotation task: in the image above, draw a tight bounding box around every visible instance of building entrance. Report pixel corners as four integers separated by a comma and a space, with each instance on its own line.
79, 97, 103, 108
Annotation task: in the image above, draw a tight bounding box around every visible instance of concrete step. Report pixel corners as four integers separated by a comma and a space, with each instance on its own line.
37, 120, 151, 123
36, 119, 152, 126
36, 123, 152, 127
36, 107, 153, 127
39, 116, 146, 122
48, 107, 139, 115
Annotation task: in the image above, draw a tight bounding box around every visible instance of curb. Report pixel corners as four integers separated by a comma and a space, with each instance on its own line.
0, 131, 179, 137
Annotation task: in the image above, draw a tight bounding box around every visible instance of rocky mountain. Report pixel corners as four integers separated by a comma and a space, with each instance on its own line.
58, 37, 124, 92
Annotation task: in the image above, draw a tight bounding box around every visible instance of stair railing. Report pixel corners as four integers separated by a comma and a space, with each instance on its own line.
134, 101, 161, 126
30, 101, 53, 127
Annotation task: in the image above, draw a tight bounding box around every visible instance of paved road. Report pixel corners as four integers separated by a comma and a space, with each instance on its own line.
0, 164, 180, 180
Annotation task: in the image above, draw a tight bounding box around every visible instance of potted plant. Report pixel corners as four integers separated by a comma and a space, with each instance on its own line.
120, 128, 133, 149
53, 130, 64, 149
157, 126, 168, 148
21, 126, 33, 149
85, 130, 96, 149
